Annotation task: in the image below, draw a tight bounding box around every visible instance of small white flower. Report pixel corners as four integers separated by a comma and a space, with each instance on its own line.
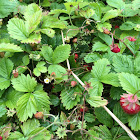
44, 78, 50, 84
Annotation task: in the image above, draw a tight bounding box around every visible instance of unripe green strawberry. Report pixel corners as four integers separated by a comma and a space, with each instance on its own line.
70, 124, 75, 130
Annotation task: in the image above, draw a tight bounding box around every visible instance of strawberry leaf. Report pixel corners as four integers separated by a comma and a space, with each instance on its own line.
41, 45, 53, 63
33, 61, 47, 77
0, 0, 20, 18
60, 86, 81, 110
91, 58, 110, 80
86, 96, 108, 108
11, 74, 37, 93
92, 42, 110, 52
0, 43, 23, 52
16, 93, 37, 122
119, 73, 140, 96
52, 44, 71, 64
0, 58, 13, 90
113, 54, 134, 73
0, 104, 7, 117
128, 112, 140, 131
95, 107, 113, 128
5, 87, 24, 109
24, 3, 42, 34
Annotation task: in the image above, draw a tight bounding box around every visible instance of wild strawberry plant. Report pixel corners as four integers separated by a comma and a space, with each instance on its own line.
0, 0, 140, 139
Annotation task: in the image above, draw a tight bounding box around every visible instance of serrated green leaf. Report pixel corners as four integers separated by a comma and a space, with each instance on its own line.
50, 94, 60, 107
132, 0, 140, 10
119, 73, 140, 96
79, 8, 95, 19
113, 102, 128, 125
0, 43, 23, 52
48, 65, 68, 82
0, 0, 20, 18
101, 73, 120, 87
88, 129, 100, 140
134, 55, 140, 77
84, 113, 95, 123
42, 16, 67, 29
106, 0, 125, 9
91, 58, 110, 80
0, 104, 7, 117
33, 61, 47, 76
22, 55, 29, 66
102, 9, 121, 22
98, 32, 112, 46
41, 28, 55, 38
120, 22, 136, 30
24, 3, 42, 34
88, 78, 103, 96
0, 58, 13, 90
21, 119, 40, 136
7, 18, 28, 40
96, 22, 112, 33
5, 87, 24, 109
92, 42, 109, 52
60, 87, 81, 110
21, 33, 41, 44
52, 44, 71, 64
17, 93, 37, 122
11, 74, 37, 93
8, 131, 24, 139
128, 112, 140, 131
33, 90, 50, 111
86, 96, 107, 108
28, 127, 51, 140
95, 107, 113, 127
113, 54, 134, 73
89, 2, 102, 21
41, 45, 53, 63
94, 125, 113, 140
110, 87, 124, 100
84, 53, 101, 63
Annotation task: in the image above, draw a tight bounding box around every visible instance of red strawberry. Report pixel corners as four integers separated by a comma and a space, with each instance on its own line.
74, 53, 78, 59
84, 65, 92, 71
34, 112, 44, 119
120, 93, 140, 115
0, 136, 2, 140
111, 47, 120, 53
79, 106, 88, 112
71, 81, 77, 87
128, 37, 136, 42
115, 25, 119, 29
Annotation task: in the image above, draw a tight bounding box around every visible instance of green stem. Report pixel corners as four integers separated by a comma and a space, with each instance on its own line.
113, 127, 120, 140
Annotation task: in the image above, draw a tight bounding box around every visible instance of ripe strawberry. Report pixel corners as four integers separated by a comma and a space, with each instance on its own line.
79, 106, 88, 112
128, 37, 136, 42
111, 47, 120, 53
71, 81, 77, 87
74, 53, 78, 59
34, 112, 44, 119
115, 25, 119, 29
0, 136, 2, 140
72, 38, 77, 43
84, 65, 92, 71
120, 93, 140, 115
